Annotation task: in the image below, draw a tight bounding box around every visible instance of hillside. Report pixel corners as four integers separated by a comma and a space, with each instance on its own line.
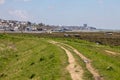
0, 34, 120, 80
0, 34, 71, 80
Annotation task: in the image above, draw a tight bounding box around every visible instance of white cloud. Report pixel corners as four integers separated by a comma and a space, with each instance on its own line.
0, 0, 31, 5
23, 0, 31, 2
98, 0, 104, 8
98, 0, 104, 5
48, 6, 55, 10
9, 10, 29, 21
99, 0, 104, 4
13, 0, 31, 2
0, 0, 5, 4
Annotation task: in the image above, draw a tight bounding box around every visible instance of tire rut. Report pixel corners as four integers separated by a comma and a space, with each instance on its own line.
49, 41, 104, 80
49, 41, 84, 80
58, 42, 104, 80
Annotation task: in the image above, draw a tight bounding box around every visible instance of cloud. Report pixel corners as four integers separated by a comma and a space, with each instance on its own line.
9, 10, 29, 21
48, 6, 55, 10
0, 0, 31, 5
0, 0, 5, 4
23, 0, 31, 2
13, 0, 31, 2
97, 0, 104, 8
98, 0, 104, 4
98, 0, 104, 5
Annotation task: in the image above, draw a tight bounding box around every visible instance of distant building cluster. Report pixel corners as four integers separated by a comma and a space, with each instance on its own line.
61, 24, 96, 32
0, 19, 96, 33
0, 19, 37, 31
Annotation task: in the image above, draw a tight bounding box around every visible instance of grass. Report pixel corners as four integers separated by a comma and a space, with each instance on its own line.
0, 34, 71, 80
59, 43, 93, 80
55, 38, 120, 80
0, 33, 120, 80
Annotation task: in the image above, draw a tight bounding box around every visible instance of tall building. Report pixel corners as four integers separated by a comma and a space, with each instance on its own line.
83, 24, 87, 27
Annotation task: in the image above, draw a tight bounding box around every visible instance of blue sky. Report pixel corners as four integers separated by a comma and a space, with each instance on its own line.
0, 0, 120, 29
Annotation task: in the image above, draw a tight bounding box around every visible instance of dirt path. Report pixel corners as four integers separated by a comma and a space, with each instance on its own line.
73, 49, 103, 80
105, 50, 118, 55
49, 41, 103, 80
60, 42, 103, 80
49, 41, 84, 80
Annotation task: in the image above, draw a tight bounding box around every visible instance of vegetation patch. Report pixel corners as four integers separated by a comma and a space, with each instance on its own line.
30, 62, 35, 66
0, 34, 71, 80
55, 38, 120, 80
29, 74, 36, 79
39, 57, 45, 62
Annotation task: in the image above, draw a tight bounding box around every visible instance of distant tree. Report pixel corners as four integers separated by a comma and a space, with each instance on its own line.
46, 25, 49, 27
27, 21, 31, 26
38, 23, 45, 27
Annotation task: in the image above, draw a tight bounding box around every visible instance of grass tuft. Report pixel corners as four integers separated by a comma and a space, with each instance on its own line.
29, 74, 35, 79
39, 57, 45, 62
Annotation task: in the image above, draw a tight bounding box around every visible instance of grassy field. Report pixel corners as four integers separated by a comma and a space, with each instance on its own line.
0, 33, 120, 80
0, 34, 71, 80
54, 38, 120, 80
59, 43, 93, 80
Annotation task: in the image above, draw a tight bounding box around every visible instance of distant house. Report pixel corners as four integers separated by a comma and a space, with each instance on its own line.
0, 25, 4, 31
46, 30, 52, 33
105, 32, 113, 35
25, 27, 31, 31
31, 27, 37, 31
37, 28, 43, 31
64, 34, 69, 37
14, 26, 19, 31
25, 26, 37, 31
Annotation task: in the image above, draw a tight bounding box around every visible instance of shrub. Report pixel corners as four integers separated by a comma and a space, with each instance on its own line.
30, 62, 35, 66
39, 57, 45, 62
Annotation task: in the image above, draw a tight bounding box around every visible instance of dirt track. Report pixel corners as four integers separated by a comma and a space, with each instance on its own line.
50, 41, 84, 80
49, 41, 103, 80
105, 50, 119, 55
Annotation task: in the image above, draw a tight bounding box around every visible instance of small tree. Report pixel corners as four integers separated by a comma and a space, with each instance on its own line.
38, 23, 45, 27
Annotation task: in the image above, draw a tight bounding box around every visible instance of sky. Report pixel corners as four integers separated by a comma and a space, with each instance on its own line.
0, 0, 120, 29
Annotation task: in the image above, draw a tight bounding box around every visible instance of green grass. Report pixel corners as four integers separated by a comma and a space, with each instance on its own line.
55, 38, 120, 80
59, 43, 93, 80
0, 34, 71, 80
0, 33, 120, 80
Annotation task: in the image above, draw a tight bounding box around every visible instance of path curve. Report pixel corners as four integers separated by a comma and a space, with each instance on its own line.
49, 41, 84, 80
105, 50, 118, 55
49, 41, 104, 80
59, 42, 103, 80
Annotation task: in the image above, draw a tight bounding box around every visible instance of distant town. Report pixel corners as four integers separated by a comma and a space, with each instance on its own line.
0, 18, 98, 33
